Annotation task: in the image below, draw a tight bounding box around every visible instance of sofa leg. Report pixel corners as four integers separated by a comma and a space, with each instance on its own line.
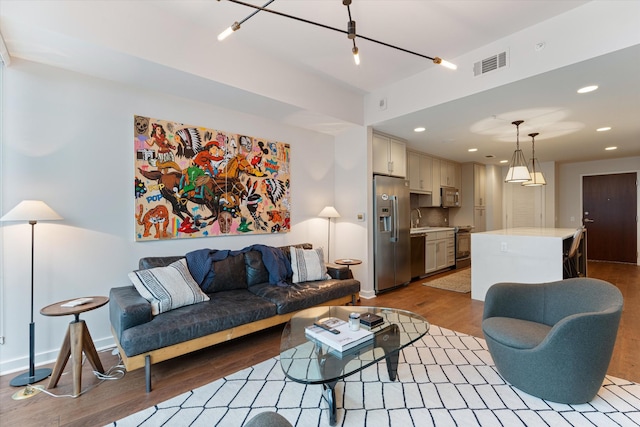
145, 355, 152, 393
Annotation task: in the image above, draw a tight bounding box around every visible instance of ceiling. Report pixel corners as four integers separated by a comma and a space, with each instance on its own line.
1, 1, 638, 165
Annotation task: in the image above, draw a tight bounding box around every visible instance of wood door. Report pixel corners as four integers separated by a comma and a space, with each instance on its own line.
583, 173, 637, 263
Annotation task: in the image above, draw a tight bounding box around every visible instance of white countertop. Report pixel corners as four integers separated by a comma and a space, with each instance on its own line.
410, 226, 455, 234
474, 227, 577, 239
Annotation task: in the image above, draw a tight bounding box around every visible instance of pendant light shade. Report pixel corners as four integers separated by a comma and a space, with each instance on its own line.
522, 132, 547, 186
505, 120, 531, 183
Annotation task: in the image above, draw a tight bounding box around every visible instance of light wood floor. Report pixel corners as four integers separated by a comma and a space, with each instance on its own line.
1, 261, 637, 426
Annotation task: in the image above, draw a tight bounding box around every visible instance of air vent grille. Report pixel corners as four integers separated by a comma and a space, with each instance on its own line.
474, 51, 508, 77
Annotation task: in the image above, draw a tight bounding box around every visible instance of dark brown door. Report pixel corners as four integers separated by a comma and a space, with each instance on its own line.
583, 173, 637, 263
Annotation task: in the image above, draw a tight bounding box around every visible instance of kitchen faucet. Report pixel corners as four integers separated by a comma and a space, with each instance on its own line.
412, 208, 422, 228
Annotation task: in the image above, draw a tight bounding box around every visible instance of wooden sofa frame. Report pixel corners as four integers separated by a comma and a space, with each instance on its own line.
112, 293, 357, 392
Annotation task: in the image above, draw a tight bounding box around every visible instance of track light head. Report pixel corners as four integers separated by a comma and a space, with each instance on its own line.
433, 57, 457, 70
352, 46, 360, 65
348, 20, 356, 39
217, 21, 240, 41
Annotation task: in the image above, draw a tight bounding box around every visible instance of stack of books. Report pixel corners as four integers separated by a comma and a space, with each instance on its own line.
359, 312, 384, 329
305, 317, 374, 353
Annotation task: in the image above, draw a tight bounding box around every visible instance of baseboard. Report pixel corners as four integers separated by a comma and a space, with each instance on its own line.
0, 335, 116, 376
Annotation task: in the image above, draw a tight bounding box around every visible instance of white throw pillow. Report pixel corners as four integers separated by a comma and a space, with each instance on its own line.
290, 247, 329, 283
128, 258, 209, 315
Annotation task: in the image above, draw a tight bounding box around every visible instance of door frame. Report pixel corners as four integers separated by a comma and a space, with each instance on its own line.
580, 170, 639, 265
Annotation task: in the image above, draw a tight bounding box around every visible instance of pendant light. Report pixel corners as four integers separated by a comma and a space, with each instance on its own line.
504, 120, 531, 183
522, 132, 547, 186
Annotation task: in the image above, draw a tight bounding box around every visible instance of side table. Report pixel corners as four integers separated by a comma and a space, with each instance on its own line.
40, 296, 109, 397
333, 259, 362, 281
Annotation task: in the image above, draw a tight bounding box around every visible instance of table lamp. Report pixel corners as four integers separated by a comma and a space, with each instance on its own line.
318, 206, 340, 262
0, 200, 63, 389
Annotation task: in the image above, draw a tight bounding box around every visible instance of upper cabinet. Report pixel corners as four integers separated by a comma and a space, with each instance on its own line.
440, 160, 461, 188
407, 151, 462, 207
407, 151, 432, 193
373, 133, 407, 178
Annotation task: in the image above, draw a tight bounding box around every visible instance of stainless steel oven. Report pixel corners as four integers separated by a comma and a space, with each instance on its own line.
454, 226, 472, 268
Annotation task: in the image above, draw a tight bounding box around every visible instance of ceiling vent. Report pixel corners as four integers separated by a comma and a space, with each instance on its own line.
474, 51, 508, 77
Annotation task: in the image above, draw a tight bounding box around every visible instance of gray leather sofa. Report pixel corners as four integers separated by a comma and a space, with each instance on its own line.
110, 243, 359, 392
482, 278, 623, 404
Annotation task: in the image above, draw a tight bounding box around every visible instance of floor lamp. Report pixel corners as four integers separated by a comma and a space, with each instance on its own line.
1, 200, 63, 392
318, 206, 340, 263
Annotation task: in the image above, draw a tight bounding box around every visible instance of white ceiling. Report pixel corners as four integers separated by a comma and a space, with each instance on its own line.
1, 0, 639, 165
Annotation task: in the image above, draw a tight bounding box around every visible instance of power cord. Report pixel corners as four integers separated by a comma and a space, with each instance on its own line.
37, 346, 126, 399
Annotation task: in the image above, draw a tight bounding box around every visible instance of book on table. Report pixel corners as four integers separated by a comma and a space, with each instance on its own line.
305, 317, 374, 352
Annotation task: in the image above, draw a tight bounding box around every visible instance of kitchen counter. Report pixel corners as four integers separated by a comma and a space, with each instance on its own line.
410, 226, 455, 234
471, 227, 585, 301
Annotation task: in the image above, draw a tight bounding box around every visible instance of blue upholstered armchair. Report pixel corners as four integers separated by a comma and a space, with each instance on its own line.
482, 278, 623, 404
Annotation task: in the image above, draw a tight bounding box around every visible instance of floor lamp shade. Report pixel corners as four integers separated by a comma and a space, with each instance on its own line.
318, 206, 340, 262
0, 200, 63, 222
1, 200, 62, 388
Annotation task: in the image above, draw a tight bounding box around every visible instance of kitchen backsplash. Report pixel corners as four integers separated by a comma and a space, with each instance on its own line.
410, 205, 450, 228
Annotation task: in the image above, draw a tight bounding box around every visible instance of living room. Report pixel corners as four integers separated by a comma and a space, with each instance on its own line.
1, 1, 639, 426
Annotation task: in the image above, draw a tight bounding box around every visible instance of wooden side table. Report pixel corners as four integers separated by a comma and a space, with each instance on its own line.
334, 259, 362, 270
40, 296, 109, 397
334, 259, 362, 279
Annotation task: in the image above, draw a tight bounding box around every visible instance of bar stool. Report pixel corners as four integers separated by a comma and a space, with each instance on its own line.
563, 227, 584, 278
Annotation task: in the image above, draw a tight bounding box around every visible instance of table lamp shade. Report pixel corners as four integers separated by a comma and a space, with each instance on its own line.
1, 200, 63, 222
318, 206, 340, 218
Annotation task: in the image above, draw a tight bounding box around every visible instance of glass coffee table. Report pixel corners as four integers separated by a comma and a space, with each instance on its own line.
280, 306, 429, 425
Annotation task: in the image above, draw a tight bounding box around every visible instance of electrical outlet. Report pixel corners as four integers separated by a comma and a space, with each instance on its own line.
500, 242, 508, 252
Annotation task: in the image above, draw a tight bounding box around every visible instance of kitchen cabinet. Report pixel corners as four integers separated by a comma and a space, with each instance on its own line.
425, 235, 437, 274
474, 163, 486, 207
373, 133, 406, 177
431, 159, 441, 206
450, 162, 487, 231
474, 207, 486, 233
407, 151, 432, 193
424, 230, 455, 274
440, 160, 460, 188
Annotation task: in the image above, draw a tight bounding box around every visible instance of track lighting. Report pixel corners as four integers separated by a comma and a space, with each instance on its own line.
433, 57, 457, 70
217, 0, 275, 41
217, 21, 240, 41
505, 120, 531, 183
522, 132, 546, 186
217, 0, 456, 70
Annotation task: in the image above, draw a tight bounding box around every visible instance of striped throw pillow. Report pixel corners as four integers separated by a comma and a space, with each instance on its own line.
128, 258, 209, 315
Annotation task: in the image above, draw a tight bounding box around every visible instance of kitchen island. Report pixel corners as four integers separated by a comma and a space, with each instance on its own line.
471, 227, 586, 301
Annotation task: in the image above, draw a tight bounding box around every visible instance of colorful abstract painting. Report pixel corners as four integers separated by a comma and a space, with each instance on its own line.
134, 115, 290, 241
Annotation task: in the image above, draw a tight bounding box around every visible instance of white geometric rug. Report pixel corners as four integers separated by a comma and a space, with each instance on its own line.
109, 325, 640, 426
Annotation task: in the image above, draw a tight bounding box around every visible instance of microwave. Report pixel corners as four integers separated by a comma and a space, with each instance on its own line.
441, 187, 460, 207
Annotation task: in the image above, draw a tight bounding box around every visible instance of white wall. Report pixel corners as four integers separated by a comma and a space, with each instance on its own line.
0, 59, 347, 374
365, 1, 640, 126
333, 126, 372, 297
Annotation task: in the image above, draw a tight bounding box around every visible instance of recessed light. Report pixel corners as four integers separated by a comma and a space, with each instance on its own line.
577, 85, 598, 94
468, 148, 478, 152
500, 160, 509, 164
597, 127, 612, 132
414, 127, 426, 132
605, 146, 617, 151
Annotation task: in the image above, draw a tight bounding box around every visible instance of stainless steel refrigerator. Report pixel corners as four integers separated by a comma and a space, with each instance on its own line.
373, 175, 411, 292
